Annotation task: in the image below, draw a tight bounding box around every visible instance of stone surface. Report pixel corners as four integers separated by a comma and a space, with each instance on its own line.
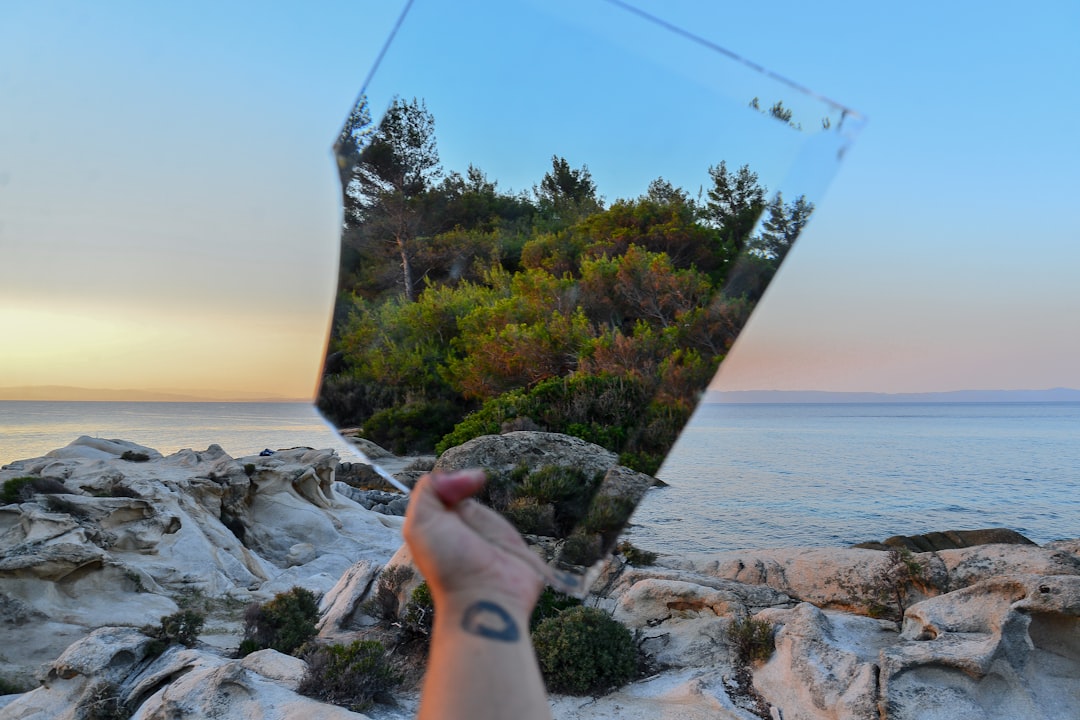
2, 435, 1079, 720
0, 439, 404, 685
854, 527, 1037, 552
434, 431, 618, 479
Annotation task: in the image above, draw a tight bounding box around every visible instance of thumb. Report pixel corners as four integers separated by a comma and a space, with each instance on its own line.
429, 468, 486, 507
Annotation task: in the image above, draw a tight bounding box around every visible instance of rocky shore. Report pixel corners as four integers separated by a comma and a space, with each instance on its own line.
1, 434, 1077, 719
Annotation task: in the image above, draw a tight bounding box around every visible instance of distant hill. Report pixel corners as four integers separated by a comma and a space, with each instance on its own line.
705, 388, 1080, 404
0, 386, 305, 402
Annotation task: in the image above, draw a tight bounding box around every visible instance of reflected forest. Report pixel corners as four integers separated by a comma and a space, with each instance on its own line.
318, 96, 812, 476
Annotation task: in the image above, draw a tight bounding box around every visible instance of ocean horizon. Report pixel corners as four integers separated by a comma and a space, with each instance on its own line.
2, 399, 1077, 553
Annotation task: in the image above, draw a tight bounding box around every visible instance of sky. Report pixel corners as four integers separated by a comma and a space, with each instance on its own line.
1, 0, 1078, 400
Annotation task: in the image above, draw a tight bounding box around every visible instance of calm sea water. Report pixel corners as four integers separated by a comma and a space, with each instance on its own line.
2, 401, 1077, 552
0, 401, 359, 467
629, 402, 1080, 552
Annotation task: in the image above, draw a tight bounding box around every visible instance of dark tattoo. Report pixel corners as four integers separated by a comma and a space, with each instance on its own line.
461, 600, 520, 642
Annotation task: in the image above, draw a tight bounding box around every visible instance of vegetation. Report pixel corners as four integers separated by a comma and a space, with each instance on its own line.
530, 587, 582, 630
238, 587, 320, 657
531, 606, 638, 695
361, 564, 415, 622
873, 548, 925, 622
729, 616, 774, 664
144, 610, 205, 656
120, 450, 150, 462
298, 640, 401, 712
81, 681, 130, 720
0, 677, 26, 695
617, 540, 658, 567
2, 476, 68, 504
318, 94, 812, 471
400, 581, 435, 643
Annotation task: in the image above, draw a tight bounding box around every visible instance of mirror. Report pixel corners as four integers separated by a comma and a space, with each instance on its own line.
315, 0, 864, 593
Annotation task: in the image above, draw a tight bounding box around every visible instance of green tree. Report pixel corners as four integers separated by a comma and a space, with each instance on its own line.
534, 156, 602, 230
704, 161, 766, 251
753, 192, 814, 262
351, 96, 442, 301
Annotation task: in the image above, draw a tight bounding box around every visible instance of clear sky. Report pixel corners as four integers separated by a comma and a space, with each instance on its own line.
2, 0, 1078, 400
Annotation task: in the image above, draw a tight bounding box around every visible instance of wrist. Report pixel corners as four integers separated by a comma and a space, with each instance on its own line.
433, 591, 534, 644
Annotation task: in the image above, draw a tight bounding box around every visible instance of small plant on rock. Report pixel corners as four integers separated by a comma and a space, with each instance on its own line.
400, 581, 435, 643
239, 586, 320, 656
531, 606, 637, 696
0, 677, 26, 695
617, 540, 658, 567
2, 476, 67, 504
361, 565, 415, 622
729, 616, 774, 664
81, 681, 130, 720
120, 450, 150, 462
298, 640, 401, 712
144, 610, 205, 656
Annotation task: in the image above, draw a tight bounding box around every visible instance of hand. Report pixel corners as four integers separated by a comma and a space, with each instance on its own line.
402, 469, 548, 620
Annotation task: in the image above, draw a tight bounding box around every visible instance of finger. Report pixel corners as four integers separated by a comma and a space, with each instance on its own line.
455, 499, 551, 578
430, 468, 486, 507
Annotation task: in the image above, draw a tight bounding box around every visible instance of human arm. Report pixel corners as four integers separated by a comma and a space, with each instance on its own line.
402, 469, 554, 720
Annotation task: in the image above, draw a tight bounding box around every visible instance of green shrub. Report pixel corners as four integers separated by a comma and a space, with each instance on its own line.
729, 616, 774, 664
2, 476, 68, 504
580, 494, 635, 535
144, 610, 205, 656
243, 463, 256, 477
558, 532, 602, 567
1, 477, 35, 504
617, 541, 657, 567
298, 640, 401, 712
240, 587, 320, 656
517, 465, 589, 505
362, 400, 464, 455
0, 677, 26, 695
120, 450, 150, 462
532, 606, 637, 695
530, 587, 582, 630
401, 581, 434, 641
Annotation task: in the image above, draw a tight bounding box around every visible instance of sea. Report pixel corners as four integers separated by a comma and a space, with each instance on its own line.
1, 400, 1077, 553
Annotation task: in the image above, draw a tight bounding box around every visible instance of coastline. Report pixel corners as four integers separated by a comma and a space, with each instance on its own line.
1, 436, 1078, 720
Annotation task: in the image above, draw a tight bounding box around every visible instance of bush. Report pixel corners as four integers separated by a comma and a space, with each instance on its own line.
531, 606, 637, 695
729, 616, 774, 664
617, 541, 657, 567
0, 677, 26, 695
558, 532, 603, 567
2, 476, 68, 504
81, 681, 129, 720
362, 399, 464, 455
530, 587, 582, 630
298, 640, 401, 712
120, 450, 150, 462
239, 587, 320, 656
400, 581, 434, 641
361, 565, 415, 622
144, 610, 205, 656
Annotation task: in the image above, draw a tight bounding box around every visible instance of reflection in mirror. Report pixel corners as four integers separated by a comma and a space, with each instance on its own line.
316, 0, 863, 594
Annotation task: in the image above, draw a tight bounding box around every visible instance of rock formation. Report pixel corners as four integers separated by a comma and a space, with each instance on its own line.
1, 434, 1078, 720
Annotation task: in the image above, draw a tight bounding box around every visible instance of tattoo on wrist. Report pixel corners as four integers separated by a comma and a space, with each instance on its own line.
461, 600, 520, 642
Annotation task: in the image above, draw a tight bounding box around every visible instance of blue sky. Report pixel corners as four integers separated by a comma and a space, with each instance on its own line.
1, 0, 1077, 398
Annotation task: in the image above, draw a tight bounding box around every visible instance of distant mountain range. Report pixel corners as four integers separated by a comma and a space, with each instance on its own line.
0, 386, 305, 402
705, 388, 1080, 404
